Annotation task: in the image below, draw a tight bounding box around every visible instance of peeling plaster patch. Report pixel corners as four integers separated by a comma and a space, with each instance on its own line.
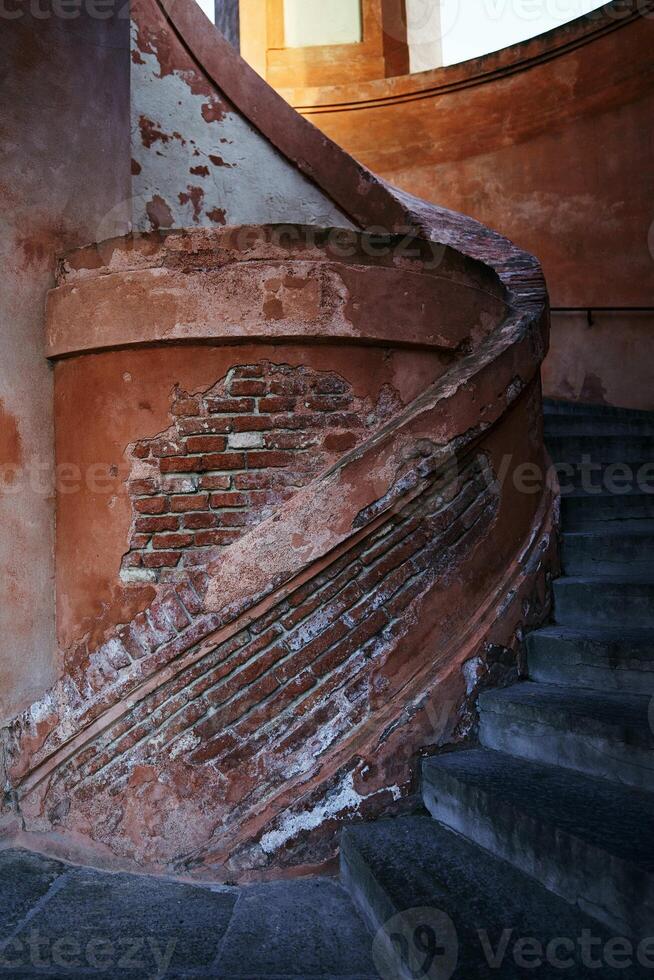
206, 208, 226, 226
169, 731, 200, 760
259, 771, 401, 854
130, 19, 354, 231
178, 186, 205, 224
462, 655, 483, 695
145, 194, 174, 230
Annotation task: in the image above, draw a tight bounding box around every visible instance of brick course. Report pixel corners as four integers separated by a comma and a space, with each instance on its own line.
120, 362, 394, 583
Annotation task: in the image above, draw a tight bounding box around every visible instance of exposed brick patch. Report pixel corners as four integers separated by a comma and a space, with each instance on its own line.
120, 363, 399, 583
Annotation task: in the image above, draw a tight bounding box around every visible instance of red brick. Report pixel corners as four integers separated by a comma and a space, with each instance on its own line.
198, 475, 231, 490
130, 534, 150, 549
150, 438, 184, 457
134, 496, 168, 515
185, 435, 227, 453
234, 471, 298, 490
175, 579, 204, 616
205, 397, 255, 414
245, 450, 293, 469
305, 395, 352, 412
312, 376, 350, 395
152, 532, 194, 549
194, 529, 241, 547
170, 494, 210, 512
229, 379, 266, 396
209, 492, 248, 508
177, 417, 231, 436
271, 413, 325, 430
231, 364, 263, 379
258, 396, 295, 413
134, 515, 179, 533
171, 396, 202, 416
182, 512, 218, 529
122, 553, 142, 567
131, 442, 150, 459
161, 476, 197, 495
152, 591, 191, 631
217, 511, 251, 527
323, 432, 358, 453
270, 377, 306, 396
228, 415, 270, 432
199, 452, 246, 471
128, 478, 157, 495
142, 551, 182, 568
160, 457, 200, 473
264, 431, 316, 450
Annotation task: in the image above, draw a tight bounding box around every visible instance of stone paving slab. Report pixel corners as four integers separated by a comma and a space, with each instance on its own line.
0, 850, 378, 979
216, 878, 378, 977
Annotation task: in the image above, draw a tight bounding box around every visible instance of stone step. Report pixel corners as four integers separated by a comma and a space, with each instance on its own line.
421, 748, 654, 936
543, 400, 654, 421
341, 815, 635, 980
561, 492, 654, 531
548, 434, 654, 465
546, 417, 654, 438
553, 576, 654, 629
478, 682, 654, 790
562, 528, 654, 576
527, 625, 654, 694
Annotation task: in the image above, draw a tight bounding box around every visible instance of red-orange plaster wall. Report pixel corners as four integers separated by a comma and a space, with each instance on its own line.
277, 4, 654, 408
0, 12, 131, 722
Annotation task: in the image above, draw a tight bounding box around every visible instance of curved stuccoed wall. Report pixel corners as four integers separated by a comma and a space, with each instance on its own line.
280, 1, 654, 409
0, 9, 131, 725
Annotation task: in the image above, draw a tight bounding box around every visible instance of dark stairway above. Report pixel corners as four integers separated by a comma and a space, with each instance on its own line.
341, 400, 654, 978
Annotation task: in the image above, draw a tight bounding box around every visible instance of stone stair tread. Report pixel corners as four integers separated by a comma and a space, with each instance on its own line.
479, 681, 652, 739
556, 574, 654, 586
342, 815, 631, 980
422, 748, 654, 872
543, 400, 654, 420
563, 526, 654, 538
531, 623, 654, 646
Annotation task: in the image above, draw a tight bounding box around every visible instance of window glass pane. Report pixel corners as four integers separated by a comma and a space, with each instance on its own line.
283, 0, 363, 48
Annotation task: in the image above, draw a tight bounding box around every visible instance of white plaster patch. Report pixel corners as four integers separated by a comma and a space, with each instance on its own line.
462, 655, 483, 696
169, 731, 201, 760
259, 771, 401, 854
227, 431, 264, 450
130, 22, 354, 232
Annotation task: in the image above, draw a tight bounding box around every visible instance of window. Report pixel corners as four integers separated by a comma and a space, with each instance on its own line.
283, 0, 363, 48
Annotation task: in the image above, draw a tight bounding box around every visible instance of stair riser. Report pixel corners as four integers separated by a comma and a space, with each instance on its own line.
340, 846, 413, 980
562, 535, 654, 576
549, 436, 654, 464
546, 421, 654, 438
554, 585, 654, 629
543, 402, 654, 421
562, 496, 654, 530
421, 765, 654, 937
528, 650, 654, 695
479, 713, 654, 792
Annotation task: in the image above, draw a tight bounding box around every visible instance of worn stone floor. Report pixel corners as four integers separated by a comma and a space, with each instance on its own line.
0, 849, 380, 979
